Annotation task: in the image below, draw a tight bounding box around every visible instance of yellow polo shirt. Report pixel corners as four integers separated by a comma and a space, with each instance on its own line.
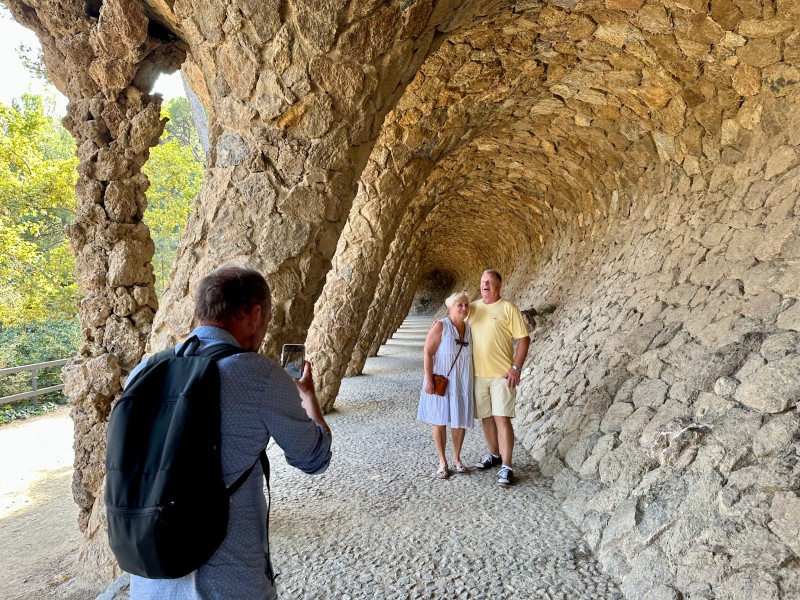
468, 298, 529, 377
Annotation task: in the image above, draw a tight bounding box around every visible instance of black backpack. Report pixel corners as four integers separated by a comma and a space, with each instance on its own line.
105, 335, 270, 579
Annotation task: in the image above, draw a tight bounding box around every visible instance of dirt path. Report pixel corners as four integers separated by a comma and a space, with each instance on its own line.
0, 407, 103, 600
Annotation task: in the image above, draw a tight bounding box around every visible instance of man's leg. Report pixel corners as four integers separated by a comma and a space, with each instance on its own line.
494, 416, 514, 467
491, 377, 516, 485
474, 377, 502, 469
481, 417, 499, 455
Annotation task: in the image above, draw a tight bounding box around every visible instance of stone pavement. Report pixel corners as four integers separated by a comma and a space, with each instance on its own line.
266, 316, 622, 599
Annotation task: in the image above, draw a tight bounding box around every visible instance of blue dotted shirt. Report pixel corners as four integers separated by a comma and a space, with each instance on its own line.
130, 326, 332, 600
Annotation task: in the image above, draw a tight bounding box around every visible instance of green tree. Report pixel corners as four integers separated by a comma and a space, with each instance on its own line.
143, 98, 204, 297
0, 94, 78, 325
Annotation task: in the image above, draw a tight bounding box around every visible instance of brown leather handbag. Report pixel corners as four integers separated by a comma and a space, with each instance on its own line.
432, 374, 449, 396
431, 334, 467, 396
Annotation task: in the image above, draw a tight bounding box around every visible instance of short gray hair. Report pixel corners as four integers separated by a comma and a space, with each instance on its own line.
482, 269, 502, 283
444, 290, 470, 308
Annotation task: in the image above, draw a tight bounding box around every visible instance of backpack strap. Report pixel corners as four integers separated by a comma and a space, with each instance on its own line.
176, 335, 245, 360
226, 449, 269, 496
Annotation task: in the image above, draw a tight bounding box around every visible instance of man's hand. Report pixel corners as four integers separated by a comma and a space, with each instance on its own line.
505, 367, 521, 389
294, 361, 331, 436
294, 360, 315, 397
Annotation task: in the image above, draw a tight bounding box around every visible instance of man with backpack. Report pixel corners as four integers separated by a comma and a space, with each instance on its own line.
121, 265, 332, 599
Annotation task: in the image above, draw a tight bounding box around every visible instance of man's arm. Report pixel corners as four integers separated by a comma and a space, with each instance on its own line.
504, 335, 530, 389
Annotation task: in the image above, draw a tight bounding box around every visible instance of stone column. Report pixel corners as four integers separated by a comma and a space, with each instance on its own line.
4, 0, 183, 581
345, 241, 406, 377
62, 89, 165, 580
147, 1, 446, 359
306, 149, 436, 404
374, 248, 423, 355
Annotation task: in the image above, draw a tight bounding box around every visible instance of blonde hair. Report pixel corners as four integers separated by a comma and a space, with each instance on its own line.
444, 290, 470, 308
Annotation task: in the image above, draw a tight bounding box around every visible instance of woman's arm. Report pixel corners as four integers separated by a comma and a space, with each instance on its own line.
422, 321, 443, 394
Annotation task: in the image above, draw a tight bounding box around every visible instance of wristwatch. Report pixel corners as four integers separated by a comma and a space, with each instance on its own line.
511, 365, 521, 372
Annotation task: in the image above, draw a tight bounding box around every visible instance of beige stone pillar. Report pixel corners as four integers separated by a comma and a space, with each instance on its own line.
347, 234, 417, 379
146, 1, 449, 359
4, 0, 183, 581
373, 247, 423, 356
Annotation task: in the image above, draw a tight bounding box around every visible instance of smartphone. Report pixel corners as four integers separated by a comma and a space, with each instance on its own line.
281, 344, 305, 380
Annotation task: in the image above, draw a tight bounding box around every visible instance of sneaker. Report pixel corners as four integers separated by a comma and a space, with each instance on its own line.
498, 466, 514, 486
474, 453, 502, 470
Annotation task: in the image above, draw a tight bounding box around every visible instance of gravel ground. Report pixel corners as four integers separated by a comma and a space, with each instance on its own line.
266, 316, 622, 599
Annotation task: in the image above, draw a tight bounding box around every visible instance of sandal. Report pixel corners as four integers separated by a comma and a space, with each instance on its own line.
453, 461, 469, 474
436, 465, 450, 479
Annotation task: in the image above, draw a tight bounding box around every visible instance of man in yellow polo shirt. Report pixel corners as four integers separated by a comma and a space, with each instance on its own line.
468, 269, 530, 486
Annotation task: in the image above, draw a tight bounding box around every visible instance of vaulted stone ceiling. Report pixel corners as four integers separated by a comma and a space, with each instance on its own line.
4, 0, 800, 595
308, 0, 800, 408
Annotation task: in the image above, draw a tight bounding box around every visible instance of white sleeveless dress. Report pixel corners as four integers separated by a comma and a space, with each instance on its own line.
417, 318, 474, 429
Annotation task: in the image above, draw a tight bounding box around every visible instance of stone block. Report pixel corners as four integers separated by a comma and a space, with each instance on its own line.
727, 453, 799, 493
713, 376, 738, 397
753, 413, 800, 458
602, 497, 639, 548
560, 479, 604, 525
640, 400, 689, 447
632, 378, 668, 409
581, 511, 609, 551
760, 332, 800, 361
776, 300, 800, 330
620, 406, 656, 443
620, 545, 675, 600
735, 355, 800, 413
716, 571, 780, 600
622, 320, 665, 355
742, 290, 783, 321
730, 525, 792, 569
694, 391, 736, 423
711, 407, 763, 453
579, 433, 618, 479
668, 380, 697, 403
565, 429, 602, 472
769, 491, 800, 556
601, 402, 634, 433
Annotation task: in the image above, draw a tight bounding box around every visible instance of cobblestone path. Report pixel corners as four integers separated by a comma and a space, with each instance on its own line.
269, 316, 622, 599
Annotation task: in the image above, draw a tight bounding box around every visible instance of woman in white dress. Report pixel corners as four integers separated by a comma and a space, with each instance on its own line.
418, 291, 474, 479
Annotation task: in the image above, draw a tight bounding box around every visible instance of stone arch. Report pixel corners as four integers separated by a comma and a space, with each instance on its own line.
309, 2, 800, 592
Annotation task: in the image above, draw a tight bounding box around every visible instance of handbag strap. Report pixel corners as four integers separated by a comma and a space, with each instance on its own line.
444, 321, 467, 378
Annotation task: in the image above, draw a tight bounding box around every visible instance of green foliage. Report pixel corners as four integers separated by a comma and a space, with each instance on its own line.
0, 320, 79, 366
16, 42, 51, 84
162, 97, 204, 162
143, 97, 204, 296
0, 399, 66, 425
0, 320, 76, 423
0, 94, 79, 325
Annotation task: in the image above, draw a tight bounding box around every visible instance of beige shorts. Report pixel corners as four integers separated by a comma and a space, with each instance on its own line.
474, 376, 516, 419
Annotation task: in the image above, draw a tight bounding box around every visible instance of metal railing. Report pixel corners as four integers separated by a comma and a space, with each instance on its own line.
0, 359, 69, 404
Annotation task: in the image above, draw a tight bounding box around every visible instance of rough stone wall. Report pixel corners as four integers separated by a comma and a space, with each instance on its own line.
508, 125, 800, 598
409, 269, 456, 314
